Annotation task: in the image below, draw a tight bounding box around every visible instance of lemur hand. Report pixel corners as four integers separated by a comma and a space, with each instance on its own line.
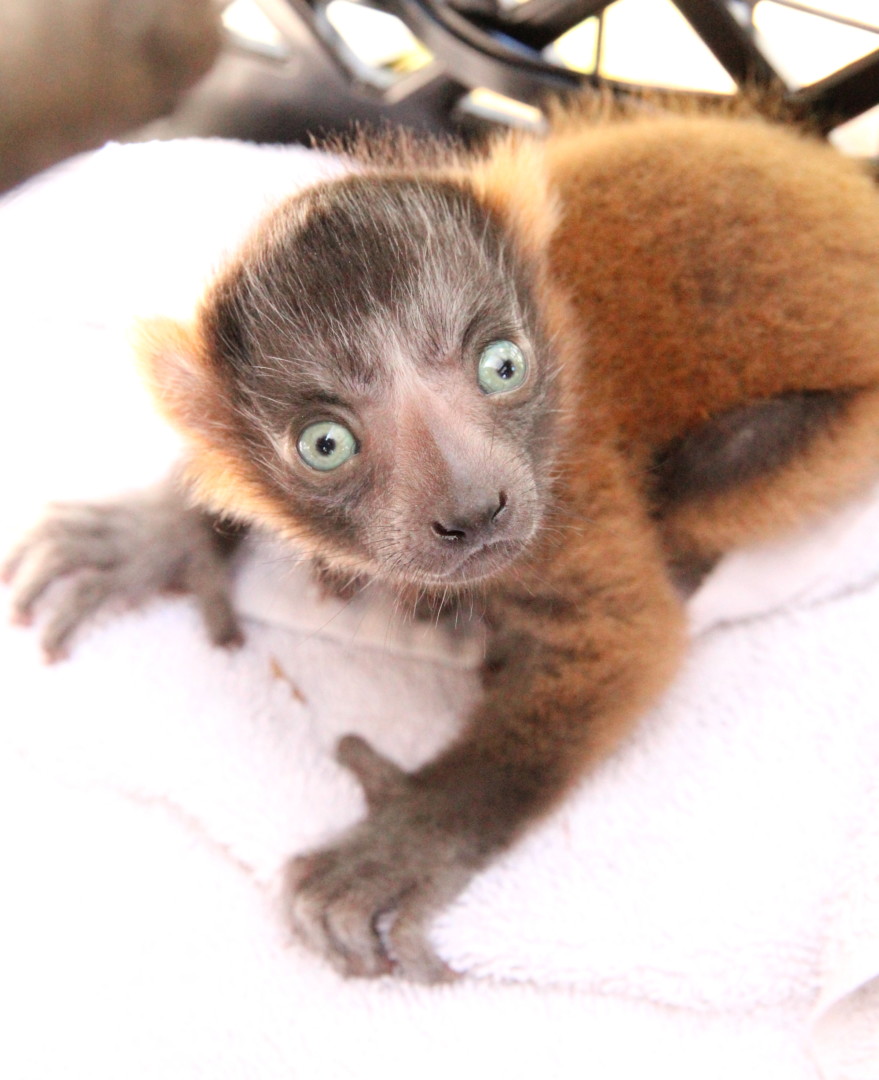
286, 735, 482, 983
2, 480, 242, 661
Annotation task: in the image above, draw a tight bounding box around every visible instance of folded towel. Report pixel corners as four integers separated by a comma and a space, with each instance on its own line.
2, 138, 877, 1080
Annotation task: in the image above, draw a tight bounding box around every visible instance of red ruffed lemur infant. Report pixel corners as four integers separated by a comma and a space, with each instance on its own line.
6, 96, 879, 982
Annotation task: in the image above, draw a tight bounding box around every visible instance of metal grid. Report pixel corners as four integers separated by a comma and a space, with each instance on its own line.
267, 0, 879, 135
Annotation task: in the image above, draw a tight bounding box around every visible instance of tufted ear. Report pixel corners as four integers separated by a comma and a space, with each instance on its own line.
135, 317, 221, 438
133, 316, 262, 520
462, 135, 560, 266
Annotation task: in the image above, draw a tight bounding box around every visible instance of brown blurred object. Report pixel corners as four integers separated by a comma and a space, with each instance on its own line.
0, 0, 222, 194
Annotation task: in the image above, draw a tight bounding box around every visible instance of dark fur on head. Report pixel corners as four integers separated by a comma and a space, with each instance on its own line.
146, 171, 565, 591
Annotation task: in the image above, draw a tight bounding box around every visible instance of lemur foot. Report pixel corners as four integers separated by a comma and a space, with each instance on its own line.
2, 482, 243, 661
285, 735, 472, 983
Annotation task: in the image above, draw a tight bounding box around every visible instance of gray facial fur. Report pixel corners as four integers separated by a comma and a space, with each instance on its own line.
200, 175, 562, 586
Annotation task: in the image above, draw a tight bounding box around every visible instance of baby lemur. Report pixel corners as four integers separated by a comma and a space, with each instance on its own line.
6, 97, 879, 982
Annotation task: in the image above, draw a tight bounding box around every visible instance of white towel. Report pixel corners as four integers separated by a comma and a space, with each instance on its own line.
1, 139, 877, 1080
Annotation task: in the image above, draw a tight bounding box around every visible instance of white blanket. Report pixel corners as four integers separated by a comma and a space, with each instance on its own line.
1, 140, 877, 1080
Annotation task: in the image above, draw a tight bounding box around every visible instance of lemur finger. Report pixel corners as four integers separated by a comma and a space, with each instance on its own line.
6, 544, 112, 622
183, 553, 244, 648
43, 501, 124, 528
0, 523, 64, 585
285, 853, 395, 979
40, 571, 116, 662
1, 536, 30, 584
3, 513, 119, 583
336, 735, 409, 807
194, 587, 244, 648
386, 910, 457, 984
284, 856, 373, 976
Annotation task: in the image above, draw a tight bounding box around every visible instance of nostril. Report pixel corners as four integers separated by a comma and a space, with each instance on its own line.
432, 521, 467, 542
433, 493, 508, 543
491, 491, 508, 523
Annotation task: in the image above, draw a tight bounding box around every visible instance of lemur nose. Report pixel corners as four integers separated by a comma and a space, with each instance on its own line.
431, 491, 507, 543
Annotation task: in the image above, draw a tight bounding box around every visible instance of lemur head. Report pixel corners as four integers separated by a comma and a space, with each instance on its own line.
141, 161, 566, 589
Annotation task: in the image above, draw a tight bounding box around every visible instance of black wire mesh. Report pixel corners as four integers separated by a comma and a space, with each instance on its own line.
274, 0, 879, 136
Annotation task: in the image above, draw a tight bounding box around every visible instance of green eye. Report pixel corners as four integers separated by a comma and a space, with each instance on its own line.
297, 421, 358, 471
477, 340, 528, 395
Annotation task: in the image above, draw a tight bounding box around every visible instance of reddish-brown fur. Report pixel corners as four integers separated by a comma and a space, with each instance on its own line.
146, 100, 879, 739
16, 97, 879, 981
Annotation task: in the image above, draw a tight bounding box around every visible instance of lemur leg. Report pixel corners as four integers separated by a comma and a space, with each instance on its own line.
652, 385, 879, 586
286, 440, 687, 982
2, 473, 244, 661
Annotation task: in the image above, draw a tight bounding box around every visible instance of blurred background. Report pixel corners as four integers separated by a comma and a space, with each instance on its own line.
1, 0, 877, 195
145, 0, 879, 155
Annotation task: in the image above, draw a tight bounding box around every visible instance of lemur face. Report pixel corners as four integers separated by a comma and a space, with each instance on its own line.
195, 175, 562, 587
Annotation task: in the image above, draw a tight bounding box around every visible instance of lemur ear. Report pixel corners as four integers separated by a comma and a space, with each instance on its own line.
135, 317, 219, 438
134, 316, 257, 517
463, 136, 560, 264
